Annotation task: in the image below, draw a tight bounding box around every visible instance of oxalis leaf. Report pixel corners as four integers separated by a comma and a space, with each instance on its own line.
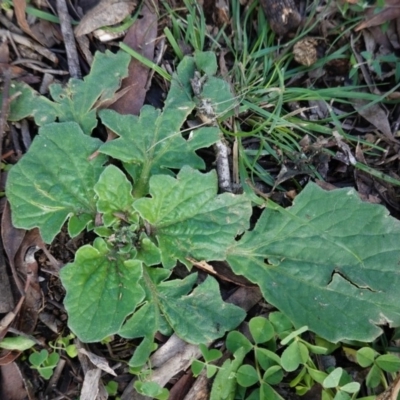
133, 166, 252, 269
8, 50, 130, 133
6, 122, 106, 243
227, 183, 400, 342
60, 237, 145, 342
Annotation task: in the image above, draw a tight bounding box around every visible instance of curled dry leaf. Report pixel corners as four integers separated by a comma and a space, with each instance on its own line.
75, 0, 137, 37
13, 0, 46, 45
293, 37, 319, 66
355, 0, 400, 32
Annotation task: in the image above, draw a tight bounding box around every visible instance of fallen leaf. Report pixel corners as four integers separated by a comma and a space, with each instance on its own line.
110, 0, 158, 115
355, 0, 400, 31
30, 20, 62, 48
13, 0, 45, 45
78, 349, 117, 376
353, 99, 394, 140
0, 238, 14, 313
75, 0, 137, 37
0, 362, 28, 400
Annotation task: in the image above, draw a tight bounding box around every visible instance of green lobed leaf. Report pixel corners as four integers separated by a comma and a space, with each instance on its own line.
6, 122, 106, 243
227, 183, 400, 342
194, 51, 218, 76
98, 53, 224, 196
60, 238, 145, 342
133, 166, 251, 268
118, 272, 194, 341
8, 50, 130, 133
198, 76, 237, 118
120, 273, 244, 351
98, 108, 219, 196
94, 165, 136, 226
159, 276, 246, 343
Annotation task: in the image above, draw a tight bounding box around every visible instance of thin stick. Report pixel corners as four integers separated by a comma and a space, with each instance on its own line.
56, 0, 81, 78
214, 139, 232, 192
0, 69, 12, 163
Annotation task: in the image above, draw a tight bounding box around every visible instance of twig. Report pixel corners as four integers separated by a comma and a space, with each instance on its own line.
214, 139, 232, 192
0, 69, 12, 163
0, 29, 58, 63
11, 59, 69, 75
56, 0, 81, 78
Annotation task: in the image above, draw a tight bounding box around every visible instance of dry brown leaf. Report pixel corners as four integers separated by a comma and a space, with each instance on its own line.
30, 20, 62, 48
78, 349, 117, 376
75, 0, 137, 36
109, 0, 158, 115
355, 0, 400, 31
13, 0, 46, 45
0, 239, 13, 314
353, 99, 394, 140
1, 203, 46, 335
0, 41, 8, 64
0, 362, 28, 400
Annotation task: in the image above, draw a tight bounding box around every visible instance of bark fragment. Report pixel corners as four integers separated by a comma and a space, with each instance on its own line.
259, 0, 301, 36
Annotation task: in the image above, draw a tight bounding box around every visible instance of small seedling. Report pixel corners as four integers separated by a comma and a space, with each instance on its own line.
134, 381, 169, 400
50, 333, 78, 358
29, 349, 60, 379
356, 347, 400, 389
105, 380, 119, 398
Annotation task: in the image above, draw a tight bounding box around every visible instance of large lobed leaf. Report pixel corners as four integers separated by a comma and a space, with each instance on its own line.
227, 183, 400, 342
98, 54, 222, 196
133, 166, 252, 268
98, 108, 219, 193
60, 238, 145, 342
8, 50, 130, 134
119, 271, 245, 354
6, 122, 106, 243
